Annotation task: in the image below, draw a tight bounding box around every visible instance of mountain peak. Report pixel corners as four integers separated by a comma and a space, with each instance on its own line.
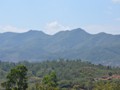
54, 28, 89, 36
72, 28, 84, 31
26, 30, 50, 36
28, 30, 44, 33
69, 28, 90, 36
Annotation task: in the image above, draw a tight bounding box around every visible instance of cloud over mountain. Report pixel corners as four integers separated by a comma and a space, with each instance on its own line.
44, 21, 70, 35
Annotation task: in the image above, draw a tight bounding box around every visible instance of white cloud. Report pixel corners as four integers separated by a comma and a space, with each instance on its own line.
0, 25, 28, 33
83, 24, 120, 35
44, 21, 70, 35
112, 0, 120, 3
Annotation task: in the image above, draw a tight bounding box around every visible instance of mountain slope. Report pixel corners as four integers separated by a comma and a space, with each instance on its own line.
0, 28, 120, 66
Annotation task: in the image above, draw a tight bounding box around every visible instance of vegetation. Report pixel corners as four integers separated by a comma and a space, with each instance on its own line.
1, 65, 28, 90
0, 59, 120, 90
93, 80, 120, 90
35, 72, 59, 90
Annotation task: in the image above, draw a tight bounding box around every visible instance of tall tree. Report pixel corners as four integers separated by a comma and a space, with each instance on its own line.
1, 65, 28, 90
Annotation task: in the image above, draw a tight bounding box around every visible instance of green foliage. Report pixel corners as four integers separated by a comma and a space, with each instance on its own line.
93, 80, 120, 90
34, 72, 59, 90
0, 60, 120, 90
35, 82, 59, 90
42, 72, 58, 87
1, 65, 28, 90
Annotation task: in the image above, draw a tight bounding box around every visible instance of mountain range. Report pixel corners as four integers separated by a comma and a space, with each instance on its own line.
0, 28, 120, 66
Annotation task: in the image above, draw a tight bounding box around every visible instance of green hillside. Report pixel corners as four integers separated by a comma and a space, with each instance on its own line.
0, 59, 120, 90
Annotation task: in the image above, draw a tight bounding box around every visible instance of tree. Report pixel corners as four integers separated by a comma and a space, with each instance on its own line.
43, 71, 58, 87
35, 72, 59, 90
1, 65, 28, 90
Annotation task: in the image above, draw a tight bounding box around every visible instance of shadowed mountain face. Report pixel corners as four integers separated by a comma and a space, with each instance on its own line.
0, 28, 120, 66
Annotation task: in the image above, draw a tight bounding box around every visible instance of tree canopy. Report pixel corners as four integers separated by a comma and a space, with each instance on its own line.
1, 65, 28, 90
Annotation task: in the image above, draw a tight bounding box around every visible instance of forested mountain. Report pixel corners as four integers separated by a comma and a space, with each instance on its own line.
0, 28, 120, 66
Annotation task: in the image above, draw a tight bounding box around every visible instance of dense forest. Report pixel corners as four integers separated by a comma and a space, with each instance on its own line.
0, 59, 120, 90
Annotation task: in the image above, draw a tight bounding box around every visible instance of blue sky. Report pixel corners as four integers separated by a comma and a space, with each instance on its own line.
0, 0, 120, 34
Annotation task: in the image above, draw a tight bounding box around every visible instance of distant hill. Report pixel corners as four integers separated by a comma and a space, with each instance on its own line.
0, 28, 120, 66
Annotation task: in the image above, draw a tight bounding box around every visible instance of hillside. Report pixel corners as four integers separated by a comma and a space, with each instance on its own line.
0, 60, 120, 90
0, 28, 120, 66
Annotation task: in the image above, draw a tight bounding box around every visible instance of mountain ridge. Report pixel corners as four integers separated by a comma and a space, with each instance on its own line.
1, 28, 120, 35
0, 28, 120, 66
